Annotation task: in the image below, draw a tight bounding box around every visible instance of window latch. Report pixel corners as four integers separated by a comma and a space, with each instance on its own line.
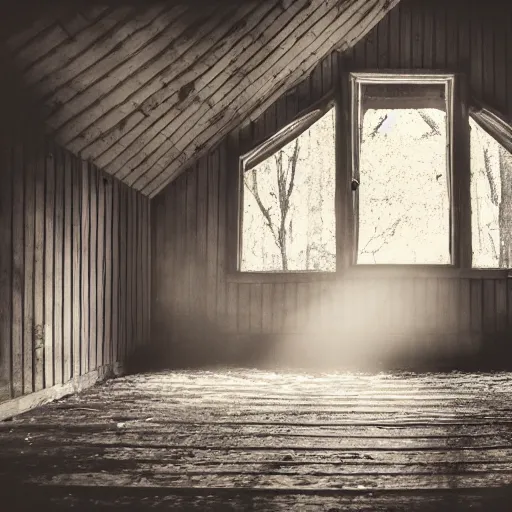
351, 179, 360, 191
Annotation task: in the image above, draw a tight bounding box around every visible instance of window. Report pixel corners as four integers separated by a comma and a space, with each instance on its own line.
231, 72, 512, 276
470, 116, 512, 268
239, 107, 336, 272
351, 74, 454, 265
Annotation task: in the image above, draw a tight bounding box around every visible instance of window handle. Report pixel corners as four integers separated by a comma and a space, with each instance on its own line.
351, 178, 360, 191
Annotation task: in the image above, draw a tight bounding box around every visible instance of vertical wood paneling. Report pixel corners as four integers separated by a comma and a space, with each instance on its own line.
296, 283, 309, 333
126, 186, 133, 353
496, 279, 508, 334
216, 142, 227, 328
132, 189, 139, 345
33, 139, 45, 391
457, 4, 470, 73
96, 174, 105, 366
249, 283, 262, 334
421, 2, 433, 68
137, 194, 144, 347
285, 283, 297, 332
88, 168, 97, 371
470, 279, 483, 334
118, 185, 127, 361
111, 180, 119, 363
0, 131, 150, 405
410, 5, 422, 68
482, 13, 495, 106
261, 283, 273, 333
23, 137, 35, 394
493, 11, 507, 111
433, 2, 446, 69
272, 284, 285, 334
145, 198, 151, 345
470, 3, 483, 101
174, 177, 186, 321
459, 278, 473, 352
322, 55, 333, 94
399, 1, 412, 68
445, 4, 458, 70
63, 151, 72, 383
54, 148, 65, 385
80, 161, 89, 375
413, 278, 426, 335
104, 177, 112, 362
44, 146, 55, 387
482, 279, 496, 334
197, 157, 208, 323
206, 150, 219, 322
71, 154, 81, 378
226, 282, 238, 333
388, 6, 400, 68
509, 279, 512, 331
0, 138, 13, 399
146, 199, 151, 346
238, 284, 251, 334
12, 140, 24, 396
186, 170, 197, 322
507, 9, 512, 116
163, 186, 173, 337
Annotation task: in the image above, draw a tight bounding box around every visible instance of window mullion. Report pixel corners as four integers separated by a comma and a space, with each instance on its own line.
453, 74, 472, 268
338, 69, 355, 270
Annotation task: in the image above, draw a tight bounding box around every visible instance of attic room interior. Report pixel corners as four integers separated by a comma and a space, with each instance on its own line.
1, 0, 512, 509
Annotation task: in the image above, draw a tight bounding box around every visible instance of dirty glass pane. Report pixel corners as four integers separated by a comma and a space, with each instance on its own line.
356, 83, 451, 264
240, 109, 336, 272
470, 118, 512, 268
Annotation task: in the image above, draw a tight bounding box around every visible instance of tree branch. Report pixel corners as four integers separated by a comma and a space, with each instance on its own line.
483, 147, 499, 206
369, 114, 388, 138
418, 111, 441, 139
244, 169, 280, 251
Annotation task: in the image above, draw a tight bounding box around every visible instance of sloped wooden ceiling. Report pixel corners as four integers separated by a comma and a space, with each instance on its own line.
1, 0, 399, 197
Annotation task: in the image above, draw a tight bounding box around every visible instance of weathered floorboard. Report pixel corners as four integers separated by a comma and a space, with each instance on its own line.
2, 369, 512, 510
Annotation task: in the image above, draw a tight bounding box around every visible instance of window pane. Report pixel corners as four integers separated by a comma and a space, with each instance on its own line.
240, 109, 336, 272
470, 118, 512, 268
357, 83, 451, 264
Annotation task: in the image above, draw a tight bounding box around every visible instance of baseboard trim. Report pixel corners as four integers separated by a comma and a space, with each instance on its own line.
0, 362, 125, 421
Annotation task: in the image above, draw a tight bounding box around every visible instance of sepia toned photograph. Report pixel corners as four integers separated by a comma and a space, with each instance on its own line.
0, 0, 511, 510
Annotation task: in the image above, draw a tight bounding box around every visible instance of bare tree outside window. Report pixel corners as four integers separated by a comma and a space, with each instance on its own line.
357, 107, 451, 264
470, 118, 512, 268
240, 109, 336, 272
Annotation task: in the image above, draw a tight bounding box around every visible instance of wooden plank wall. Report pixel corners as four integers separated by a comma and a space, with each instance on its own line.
151, 0, 512, 366
0, 128, 151, 403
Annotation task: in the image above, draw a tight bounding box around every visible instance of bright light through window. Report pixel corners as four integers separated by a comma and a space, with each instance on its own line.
470, 117, 512, 268
355, 81, 452, 264
240, 109, 336, 272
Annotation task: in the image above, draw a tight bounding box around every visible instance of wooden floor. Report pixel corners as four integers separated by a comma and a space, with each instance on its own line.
2, 369, 512, 510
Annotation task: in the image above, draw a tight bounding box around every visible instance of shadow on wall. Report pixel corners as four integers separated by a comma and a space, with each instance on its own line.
126, 312, 512, 374
0, 44, 47, 138
126, 316, 279, 373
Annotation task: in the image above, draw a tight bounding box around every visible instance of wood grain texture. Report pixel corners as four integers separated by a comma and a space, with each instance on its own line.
0, 130, 150, 405
2, 369, 512, 509
2, 0, 399, 197
0, 136, 13, 400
